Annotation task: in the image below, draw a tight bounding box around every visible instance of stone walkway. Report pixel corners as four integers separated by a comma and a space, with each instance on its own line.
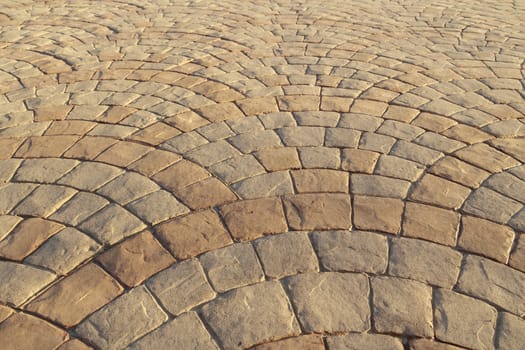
0, 0, 524, 349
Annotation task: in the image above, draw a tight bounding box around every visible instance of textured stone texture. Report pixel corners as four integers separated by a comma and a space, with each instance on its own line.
403, 202, 460, 246
251, 335, 324, 350
284, 272, 370, 333
371, 276, 433, 337
201, 281, 301, 350
327, 334, 404, 350
75, 286, 168, 350
146, 260, 215, 316
353, 195, 404, 234
0, 261, 56, 306
434, 289, 497, 350
254, 232, 319, 278
283, 193, 351, 230
311, 230, 388, 274
496, 312, 525, 350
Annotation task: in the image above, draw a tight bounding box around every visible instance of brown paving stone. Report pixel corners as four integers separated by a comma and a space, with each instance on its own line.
236, 96, 279, 115
383, 105, 420, 122
63, 136, 118, 160
34, 105, 73, 121
96, 231, 175, 287
197, 102, 244, 122
15, 135, 80, 158
128, 122, 181, 145
0, 312, 68, 350
95, 141, 152, 167
341, 148, 379, 173
353, 195, 404, 234
277, 95, 320, 112
0, 305, 13, 323
283, 193, 351, 230
154, 209, 232, 259
350, 99, 388, 116
127, 149, 181, 176
410, 174, 471, 209
509, 233, 525, 273
429, 156, 490, 188
458, 215, 515, 263
175, 177, 237, 210
0, 218, 64, 260
320, 96, 352, 112
255, 147, 301, 171
251, 335, 324, 350
455, 143, 520, 172
44, 121, 95, 136
409, 339, 465, 350
57, 339, 94, 350
291, 169, 348, 193
403, 202, 460, 246
328, 334, 404, 350
219, 197, 287, 241
0, 138, 25, 160
25, 264, 123, 327
152, 159, 210, 192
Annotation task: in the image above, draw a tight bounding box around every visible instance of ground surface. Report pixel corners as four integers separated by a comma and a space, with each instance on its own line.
0, 0, 524, 349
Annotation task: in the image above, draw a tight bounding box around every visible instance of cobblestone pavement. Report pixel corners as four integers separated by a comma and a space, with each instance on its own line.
0, 0, 524, 349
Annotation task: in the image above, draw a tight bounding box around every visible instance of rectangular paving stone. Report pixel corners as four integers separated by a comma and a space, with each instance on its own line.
341, 149, 379, 173
209, 155, 265, 184
254, 232, 319, 279
251, 334, 324, 350
25, 227, 101, 275
462, 187, 522, 224
185, 140, 240, 167
232, 171, 294, 199
228, 130, 282, 153
25, 263, 123, 327
434, 289, 497, 350
57, 162, 123, 191
496, 312, 525, 350
390, 140, 443, 165
311, 230, 388, 274
429, 156, 490, 188
371, 276, 433, 337
389, 237, 462, 288
359, 132, 396, 153
291, 169, 348, 193
255, 147, 301, 171
410, 174, 471, 209
375, 155, 425, 181
284, 272, 370, 333
200, 243, 264, 292
75, 286, 168, 350
12, 184, 77, 218
403, 202, 460, 246
353, 195, 404, 234
128, 312, 219, 350
49, 192, 109, 226
146, 260, 215, 316
455, 143, 520, 173
13, 158, 79, 183
327, 334, 404, 350
457, 255, 525, 316
201, 281, 301, 350
0, 261, 56, 306
96, 172, 159, 205
283, 193, 351, 230
219, 197, 287, 241
298, 146, 341, 169
409, 339, 465, 350
351, 174, 411, 199
277, 126, 325, 146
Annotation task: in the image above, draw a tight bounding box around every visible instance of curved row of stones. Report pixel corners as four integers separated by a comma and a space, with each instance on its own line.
1, 0, 525, 349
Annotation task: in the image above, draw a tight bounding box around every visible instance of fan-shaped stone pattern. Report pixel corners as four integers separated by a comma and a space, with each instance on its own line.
1, 0, 525, 349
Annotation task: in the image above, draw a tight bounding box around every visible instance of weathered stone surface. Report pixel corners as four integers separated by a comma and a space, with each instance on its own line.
410, 174, 471, 209
351, 174, 411, 199
311, 230, 388, 274
371, 276, 433, 337
25, 227, 100, 274
327, 334, 404, 350
127, 190, 189, 224
0, 217, 64, 260
251, 335, 324, 350
409, 339, 465, 350
284, 272, 370, 333
291, 169, 348, 193
298, 146, 341, 168
146, 260, 215, 315
496, 312, 525, 350
458, 215, 515, 262
79, 204, 146, 244
403, 202, 460, 246
375, 155, 425, 181
0, 312, 68, 350
219, 197, 287, 241
201, 281, 301, 350
57, 161, 123, 191
57, 339, 94, 350
283, 193, 351, 230
457, 255, 525, 316
277, 126, 324, 146
200, 243, 264, 292
430, 156, 490, 188
14, 158, 79, 183
155, 209, 232, 259
255, 147, 301, 171
97, 231, 175, 287
0, 305, 13, 323
510, 233, 525, 272
434, 289, 497, 350
152, 159, 209, 191
49, 192, 109, 226
389, 237, 462, 288
75, 286, 168, 350
341, 149, 379, 173
462, 187, 522, 224
353, 195, 404, 234
128, 312, 219, 350
254, 232, 319, 278
210, 154, 265, 184
97, 172, 159, 205
25, 264, 123, 327
0, 261, 56, 306
233, 171, 294, 199
12, 184, 77, 217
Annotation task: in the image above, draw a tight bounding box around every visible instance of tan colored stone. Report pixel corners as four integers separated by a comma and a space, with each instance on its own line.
197, 102, 244, 122
0, 313, 68, 350
430, 156, 490, 188
255, 147, 301, 171
409, 339, 464, 350
236, 96, 279, 115
320, 96, 352, 112
403, 202, 460, 246
175, 177, 237, 210
129, 122, 180, 145
410, 174, 471, 209
341, 149, 379, 173
96, 231, 175, 287
219, 197, 287, 241
277, 95, 320, 112
152, 160, 209, 192
127, 149, 181, 176
443, 124, 492, 144
34, 105, 73, 121
291, 169, 348, 193
328, 334, 404, 350
0, 218, 64, 260
353, 196, 404, 234
510, 234, 525, 273
0, 305, 13, 323
57, 339, 94, 350
459, 216, 515, 263
251, 335, 324, 350
63, 136, 117, 160
383, 105, 420, 122
412, 112, 456, 132
15, 136, 79, 158
95, 141, 152, 167
0, 138, 25, 160
283, 193, 351, 230
350, 99, 388, 116
44, 120, 95, 136
155, 209, 232, 259
25, 264, 123, 327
